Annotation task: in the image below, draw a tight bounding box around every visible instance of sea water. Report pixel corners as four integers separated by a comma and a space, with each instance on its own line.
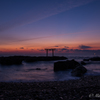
0, 54, 100, 82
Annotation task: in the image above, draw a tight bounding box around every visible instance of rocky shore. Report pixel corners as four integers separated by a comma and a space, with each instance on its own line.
0, 75, 100, 100
0, 56, 67, 65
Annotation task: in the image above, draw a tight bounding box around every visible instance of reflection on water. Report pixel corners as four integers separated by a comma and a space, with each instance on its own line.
84, 63, 100, 75
0, 55, 100, 82
0, 61, 79, 82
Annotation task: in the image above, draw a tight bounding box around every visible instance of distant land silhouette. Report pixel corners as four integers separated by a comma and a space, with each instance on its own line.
0, 56, 67, 65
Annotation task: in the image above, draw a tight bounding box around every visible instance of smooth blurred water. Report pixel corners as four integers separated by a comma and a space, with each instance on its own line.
0, 54, 100, 82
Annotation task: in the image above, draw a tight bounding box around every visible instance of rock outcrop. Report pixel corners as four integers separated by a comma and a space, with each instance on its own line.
0, 56, 67, 65
54, 59, 87, 77
89, 57, 100, 61
71, 65, 87, 77
24, 56, 67, 63
54, 59, 80, 71
0, 56, 22, 65
83, 57, 100, 61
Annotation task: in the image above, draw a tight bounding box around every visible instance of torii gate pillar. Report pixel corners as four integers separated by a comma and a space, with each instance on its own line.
45, 49, 48, 57
45, 49, 55, 57
52, 49, 55, 56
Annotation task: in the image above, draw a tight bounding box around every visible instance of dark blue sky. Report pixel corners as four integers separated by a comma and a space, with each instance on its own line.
0, 0, 100, 55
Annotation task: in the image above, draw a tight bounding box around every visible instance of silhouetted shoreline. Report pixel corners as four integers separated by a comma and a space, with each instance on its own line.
0, 75, 100, 100
0, 56, 67, 65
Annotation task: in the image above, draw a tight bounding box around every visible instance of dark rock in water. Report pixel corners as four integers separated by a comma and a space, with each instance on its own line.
54, 59, 80, 71
71, 65, 87, 77
36, 68, 41, 70
37, 56, 67, 61
0, 56, 22, 65
83, 57, 100, 61
89, 57, 100, 61
0, 56, 67, 65
54, 61, 67, 71
24, 57, 37, 63
81, 61, 86, 65
24, 56, 67, 63
54, 59, 87, 76
83, 59, 90, 61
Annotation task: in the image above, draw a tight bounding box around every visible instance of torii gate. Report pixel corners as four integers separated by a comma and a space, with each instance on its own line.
45, 48, 56, 57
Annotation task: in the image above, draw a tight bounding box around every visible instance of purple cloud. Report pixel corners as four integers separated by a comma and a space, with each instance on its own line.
59, 48, 69, 52
79, 45, 92, 49
31, 49, 34, 50
20, 47, 24, 49
38, 49, 44, 51
54, 46, 59, 47
64, 46, 69, 48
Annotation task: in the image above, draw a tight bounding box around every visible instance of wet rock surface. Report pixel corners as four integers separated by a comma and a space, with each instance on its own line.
54, 59, 80, 71
71, 65, 87, 77
54, 59, 87, 77
0, 75, 100, 100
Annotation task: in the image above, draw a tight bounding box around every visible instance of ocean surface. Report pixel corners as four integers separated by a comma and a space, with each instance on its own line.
0, 54, 100, 82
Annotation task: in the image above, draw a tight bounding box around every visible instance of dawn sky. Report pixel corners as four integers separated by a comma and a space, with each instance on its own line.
0, 0, 100, 56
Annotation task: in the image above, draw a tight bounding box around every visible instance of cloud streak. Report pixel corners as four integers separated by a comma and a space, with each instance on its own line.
0, 0, 95, 32
79, 45, 92, 49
